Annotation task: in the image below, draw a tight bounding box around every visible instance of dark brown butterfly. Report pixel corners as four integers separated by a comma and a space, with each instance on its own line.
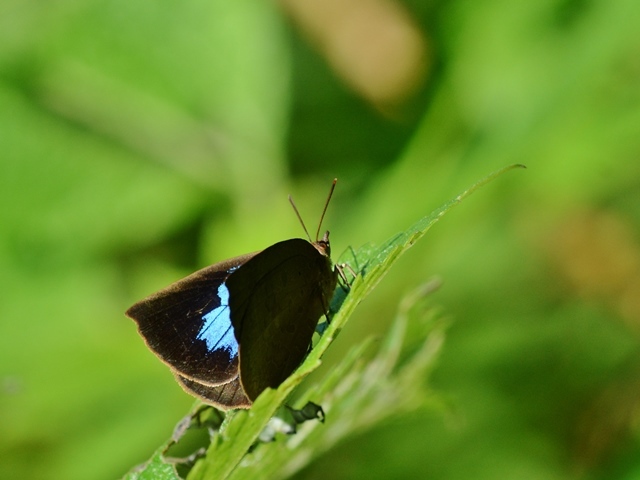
126, 180, 340, 409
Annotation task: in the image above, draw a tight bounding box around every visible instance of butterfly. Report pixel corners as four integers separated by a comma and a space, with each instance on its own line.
126, 180, 341, 409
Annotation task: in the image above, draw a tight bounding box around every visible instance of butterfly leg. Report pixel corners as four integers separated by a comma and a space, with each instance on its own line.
336, 262, 358, 292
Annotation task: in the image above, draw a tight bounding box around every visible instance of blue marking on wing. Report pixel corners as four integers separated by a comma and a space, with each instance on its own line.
196, 282, 239, 357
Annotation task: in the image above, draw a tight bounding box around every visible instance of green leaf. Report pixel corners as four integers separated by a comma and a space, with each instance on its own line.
123, 448, 181, 480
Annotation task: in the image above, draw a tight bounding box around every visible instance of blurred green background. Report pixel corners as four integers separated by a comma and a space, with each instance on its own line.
2, 0, 640, 478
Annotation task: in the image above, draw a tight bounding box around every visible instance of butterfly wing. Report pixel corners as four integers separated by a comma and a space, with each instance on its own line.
175, 374, 251, 409
226, 239, 338, 401
126, 253, 257, 386
127, 239, 337, 407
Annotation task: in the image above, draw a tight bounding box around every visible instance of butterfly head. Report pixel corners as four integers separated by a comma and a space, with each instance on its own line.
313, 230, 331, 258
289, 179, 337, 259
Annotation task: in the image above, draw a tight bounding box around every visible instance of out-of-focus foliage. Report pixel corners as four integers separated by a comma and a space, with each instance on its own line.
1, 0, 639, 479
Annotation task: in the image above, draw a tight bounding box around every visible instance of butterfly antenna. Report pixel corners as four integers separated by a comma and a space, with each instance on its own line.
315, 178, 337, 242
289, 194, 312, 242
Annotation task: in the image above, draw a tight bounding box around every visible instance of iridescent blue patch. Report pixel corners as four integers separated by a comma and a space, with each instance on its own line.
196, 283, 238, 357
